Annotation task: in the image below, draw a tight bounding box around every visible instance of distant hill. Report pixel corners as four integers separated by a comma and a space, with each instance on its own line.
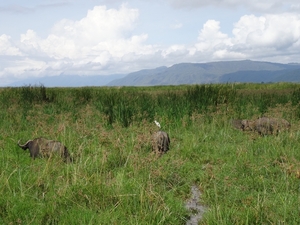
272, 68, 300, 82
8, 74, 126, 87
6, 60, 300, 87
107, 60, 300, 86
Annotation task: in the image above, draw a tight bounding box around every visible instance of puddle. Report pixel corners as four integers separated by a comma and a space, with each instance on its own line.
185, 185, 206, 225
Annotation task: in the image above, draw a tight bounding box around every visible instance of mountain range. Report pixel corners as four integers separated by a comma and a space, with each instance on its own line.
7, 60, 300, 87
107, 60, 300, 86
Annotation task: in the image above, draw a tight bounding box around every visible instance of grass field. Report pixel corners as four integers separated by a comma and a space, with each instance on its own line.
0, 83, 300, 224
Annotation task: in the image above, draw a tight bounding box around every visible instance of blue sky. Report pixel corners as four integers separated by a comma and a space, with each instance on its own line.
1, 0, 300, 86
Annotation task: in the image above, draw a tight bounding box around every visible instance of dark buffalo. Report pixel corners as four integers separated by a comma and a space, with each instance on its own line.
18, 137, 72, 162
152, 131, 170, 155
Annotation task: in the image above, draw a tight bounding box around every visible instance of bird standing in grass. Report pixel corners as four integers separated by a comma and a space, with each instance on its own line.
154, 120, 161, 129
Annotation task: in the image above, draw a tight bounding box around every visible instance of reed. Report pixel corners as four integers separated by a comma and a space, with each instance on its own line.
0, 83, 300, 224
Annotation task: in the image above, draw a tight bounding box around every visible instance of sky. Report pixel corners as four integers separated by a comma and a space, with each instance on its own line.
1, 0, 300, 86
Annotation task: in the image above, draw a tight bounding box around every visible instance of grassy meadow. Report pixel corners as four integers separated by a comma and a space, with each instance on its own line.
0, 83, 300, 224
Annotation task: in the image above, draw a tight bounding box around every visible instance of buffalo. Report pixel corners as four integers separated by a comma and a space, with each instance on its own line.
152, 120, 170, 155
18, 137, 72, 162
234, 117, 291, 135
231, 119, 244, 130
152, 131, 170, 155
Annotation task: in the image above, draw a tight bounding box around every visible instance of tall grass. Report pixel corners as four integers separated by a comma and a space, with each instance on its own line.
0, 83, 300, 224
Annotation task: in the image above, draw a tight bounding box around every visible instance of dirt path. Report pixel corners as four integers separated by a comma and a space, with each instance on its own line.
185, 185, 206, 225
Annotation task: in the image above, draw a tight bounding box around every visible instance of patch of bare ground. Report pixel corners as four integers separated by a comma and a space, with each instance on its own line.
186, 185, 206, 225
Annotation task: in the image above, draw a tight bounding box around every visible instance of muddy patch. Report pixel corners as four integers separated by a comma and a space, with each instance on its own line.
185, 185, 206, 225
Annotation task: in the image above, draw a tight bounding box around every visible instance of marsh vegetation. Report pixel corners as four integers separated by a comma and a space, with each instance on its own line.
0, 83, 300, 224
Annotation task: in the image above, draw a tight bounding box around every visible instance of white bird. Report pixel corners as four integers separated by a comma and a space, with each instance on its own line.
154, 120, 161, 129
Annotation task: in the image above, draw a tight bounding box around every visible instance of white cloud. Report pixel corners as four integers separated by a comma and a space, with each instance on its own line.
195, 20, 232, 52
167, 0, 300, 12
233, 13, 300, 49
0, 34, 22, 56
1, 58, 47, 78
51, 5, 138, 42
20, 4, 148, 61
187, 13, 300, 61
0, 4, 159, 82
291, 3, 300, 10
162, 45, 187, 58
